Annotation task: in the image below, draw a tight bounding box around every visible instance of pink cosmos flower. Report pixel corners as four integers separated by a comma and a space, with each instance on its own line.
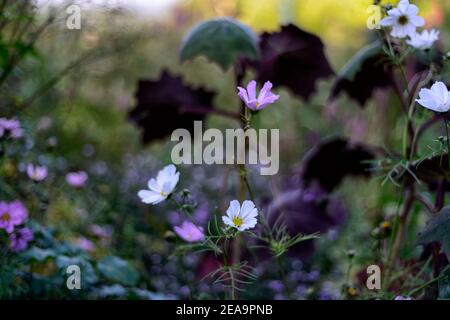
27, 164, 48, 182
237, 80, 279, 111
174, 221, 205, 243
9, 227, 34, 252
0, 118, 23, 139
0, 200, 28, 233
76, 237, 95, 252
66, 171, 88, 188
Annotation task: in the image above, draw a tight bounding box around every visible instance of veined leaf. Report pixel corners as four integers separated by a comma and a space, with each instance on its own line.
180, 17, 259, 70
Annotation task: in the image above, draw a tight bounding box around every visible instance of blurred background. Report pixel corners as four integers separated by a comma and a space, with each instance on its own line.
0, 0, 449, 299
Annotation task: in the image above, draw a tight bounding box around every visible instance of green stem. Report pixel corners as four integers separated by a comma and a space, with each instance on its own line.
444, 118, 450, 169
407, 273, 447, 297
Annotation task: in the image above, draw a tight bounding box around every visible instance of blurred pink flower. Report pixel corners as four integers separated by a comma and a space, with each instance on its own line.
27, 164, 48, 182
237, 80, 279, 111
89, 224, 112, 239
0, 200, 28, 233
76, 237, 95, 252
66, 171, 88, 188
174, 221, 205, 243
0, 118, 23, 139
9, 227, 33, 252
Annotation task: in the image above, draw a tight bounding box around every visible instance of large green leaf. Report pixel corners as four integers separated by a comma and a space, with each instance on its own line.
337, 41, 383, 81
180, 17, 259, 70
56, 255, 98, 287
97, 256, 139, 287
417, 206, 450, 259
331, 41, 390, 106
24, 247, 56, 262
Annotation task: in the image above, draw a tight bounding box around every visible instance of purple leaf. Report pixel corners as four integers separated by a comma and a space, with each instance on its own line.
128, 70, 215, 144
330, 41, 391, 107
255, 24, 334, 101
301, 138, 375, 192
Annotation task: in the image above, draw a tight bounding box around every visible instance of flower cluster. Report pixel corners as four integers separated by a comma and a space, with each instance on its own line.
138, 165, 259, 243
0, 200, 33, 252
380, 0, 438, 49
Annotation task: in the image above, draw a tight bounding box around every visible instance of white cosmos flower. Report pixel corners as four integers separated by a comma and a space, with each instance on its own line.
222, 200, 258, 231
407, 29, 440, 50
416, 81, 450, 113
138, 164, 180, 205
380, 0, 424, 38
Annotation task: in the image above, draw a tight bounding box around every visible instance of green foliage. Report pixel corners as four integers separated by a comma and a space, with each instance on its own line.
97, 256, 139, 287
337, 41, 382, 81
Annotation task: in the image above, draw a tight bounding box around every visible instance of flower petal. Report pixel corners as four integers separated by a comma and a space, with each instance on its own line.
240, 200, 256, 217
138, 190, 164, 204
246, 80, 257, 101
226, 200, 241, 219
237, 86, 249, 103
410, 16, 424, 27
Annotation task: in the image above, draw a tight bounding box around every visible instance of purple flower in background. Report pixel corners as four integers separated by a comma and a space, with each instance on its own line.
66, 171, 88, 188
267, 280, 284, 293
76, 237, 95, 252
0, 200, 28, 233
174, 221, 205, 242
237, 80, 279, 111
27, 164, 48, 182
9, 227, 33, 252
89, 224, 112, 239
0, 118, 23, 139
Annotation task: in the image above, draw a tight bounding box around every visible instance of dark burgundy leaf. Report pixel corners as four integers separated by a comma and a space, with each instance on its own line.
417, 206, 450, 260
255, 24, 334, 101
412, 153, 450, 184
128, 70, 215, 144
301, 138, 374, 192
262, 186, 347, 260
330, 41, 391, 107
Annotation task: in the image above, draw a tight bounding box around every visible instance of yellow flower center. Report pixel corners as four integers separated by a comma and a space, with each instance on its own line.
1, 213, 10, 222
232, 217, 244, 227
160, 191, 167, 197
398, 15, 409, 25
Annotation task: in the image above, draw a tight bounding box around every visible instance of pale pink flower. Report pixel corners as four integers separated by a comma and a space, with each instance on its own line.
237, 80, 279, 111
66, 171, 88, 188
27, 164, 48, 182
0, 200, 28, 233
76, 237, 95, 252
174, 221, 205, 242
